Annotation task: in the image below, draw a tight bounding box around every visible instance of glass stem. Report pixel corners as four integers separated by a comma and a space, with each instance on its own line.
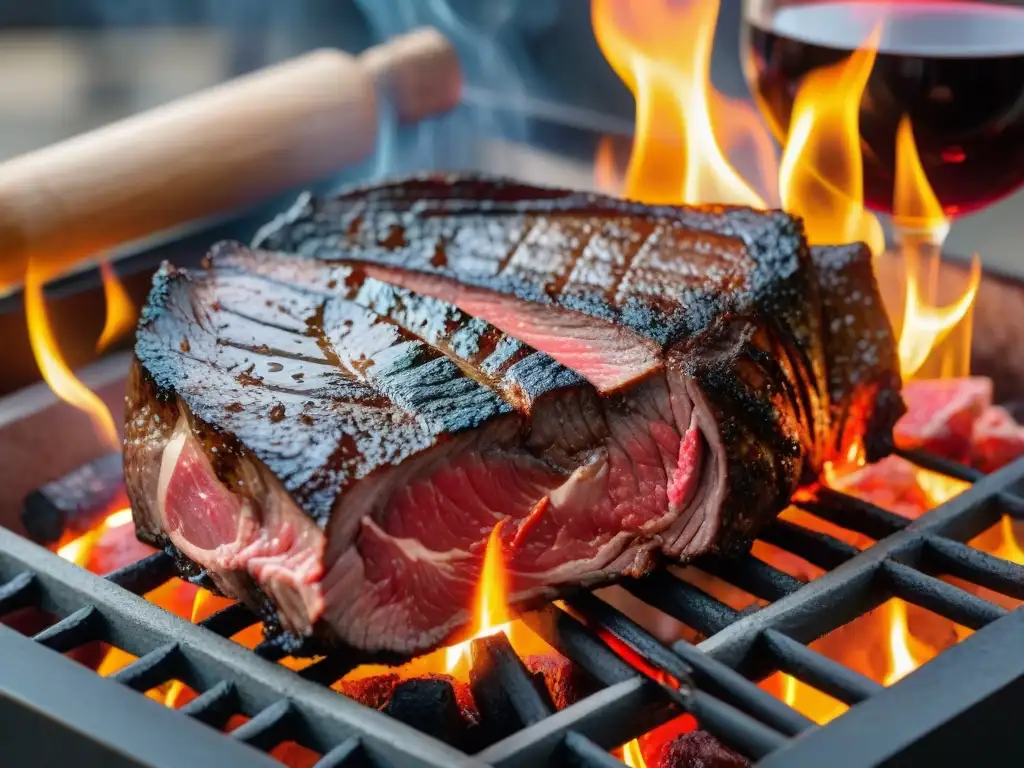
892, 221, 949, 308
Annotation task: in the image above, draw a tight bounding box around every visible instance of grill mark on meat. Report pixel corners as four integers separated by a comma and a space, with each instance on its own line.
215, 303, 316, 337
213, 337, 336, 367
493, 218, 535, 275
602, 217, 656, 306
208, 243, 582, 414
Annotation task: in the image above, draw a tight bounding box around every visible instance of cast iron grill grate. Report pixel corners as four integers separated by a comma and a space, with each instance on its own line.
1, 448, 1022, 768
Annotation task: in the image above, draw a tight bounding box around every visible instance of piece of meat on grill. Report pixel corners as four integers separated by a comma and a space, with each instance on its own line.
124, 176, 903, 655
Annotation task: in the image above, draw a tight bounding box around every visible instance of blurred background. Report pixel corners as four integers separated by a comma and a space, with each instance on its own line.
0, 0, 1018, 265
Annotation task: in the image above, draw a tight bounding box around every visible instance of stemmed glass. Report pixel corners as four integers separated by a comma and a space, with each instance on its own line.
739, 0, 1024, 284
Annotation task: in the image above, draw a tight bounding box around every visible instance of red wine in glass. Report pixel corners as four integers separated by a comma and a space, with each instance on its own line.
744, 0, 1024, 218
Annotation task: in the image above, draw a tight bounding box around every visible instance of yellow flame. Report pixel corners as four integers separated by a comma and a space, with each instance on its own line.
56, 506, 132, 568
622, 738, 647, 768
917, 470, 970, 507
778, 28, 885, 255
893, 115, 949, 244
445, 523, 511, 674
56, 529, 102, 567
898, 254, 980, 380
96, 260, 136, 354
591, 0, 765, 207
774, 672, 847, 725
25, 259, 118, 449
782, 673, 797, 707
995, 516, 1024, 566
893, 117, 980, 380
883, 600, 919, 685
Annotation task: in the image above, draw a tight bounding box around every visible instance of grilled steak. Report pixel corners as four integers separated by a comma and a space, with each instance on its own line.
124, 175, 903, 655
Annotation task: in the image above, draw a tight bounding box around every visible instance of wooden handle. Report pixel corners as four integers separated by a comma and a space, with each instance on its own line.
0, 27, 461, 288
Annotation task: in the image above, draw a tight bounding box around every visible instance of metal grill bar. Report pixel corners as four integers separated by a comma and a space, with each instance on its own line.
520, 604, 791, 758
697, 553, 802, 602
623, 572, 739, 636
700, 458, 1024, 671
0, 624, 279, 768
567, 591, 812, 737
199, 602, 260, 637
231, 700, 296, 750
756, 610, 1024, 768
759, 520, 858, 570
478, 679, 665, 767
796, 487, 910, 539
110, 643, 181, 691
880, 559, 1007, 629
687, 689, 789, 760
922, 534, 1024, 600
759, 629, 882, 705
313, 737, 366, 768
33, 604, 100, 651
560, 732, 631, 768
0, 571, 36, 612
0, 527, 490, 768
179, 680, 237, 727
105, 550, 177, 594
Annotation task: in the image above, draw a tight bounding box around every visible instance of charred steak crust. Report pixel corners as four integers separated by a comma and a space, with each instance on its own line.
810, 244, 904, 463
253, 173, 900, 464
124, 175, 903, 655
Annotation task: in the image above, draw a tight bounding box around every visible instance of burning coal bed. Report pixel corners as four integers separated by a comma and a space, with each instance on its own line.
8, 370, 1023, 768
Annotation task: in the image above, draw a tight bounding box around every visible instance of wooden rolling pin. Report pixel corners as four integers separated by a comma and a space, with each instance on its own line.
0, 27, 462, 288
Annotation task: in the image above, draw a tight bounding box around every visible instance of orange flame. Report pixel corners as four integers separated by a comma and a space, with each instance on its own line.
882, 600, 920, 686
445, 522, 511, 674
774, 672, 847, 726
777, 28, 885, 256
96, 260, 136, 353
56, 506, 132, 567
894, 116, 980, 380
25, 259, 119, 450
594, 136, 621, 194
591, 0, 765, 207
893, 115, 950, 248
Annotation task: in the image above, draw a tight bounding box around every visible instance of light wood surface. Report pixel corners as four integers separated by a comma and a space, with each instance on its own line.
0, 27, 461, 288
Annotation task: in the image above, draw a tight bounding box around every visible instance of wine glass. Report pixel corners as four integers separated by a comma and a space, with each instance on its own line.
739, 0, 1024, 276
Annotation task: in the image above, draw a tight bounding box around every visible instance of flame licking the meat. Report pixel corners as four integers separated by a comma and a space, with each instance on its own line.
445, 523, 512, 674
591, 0, 767, 207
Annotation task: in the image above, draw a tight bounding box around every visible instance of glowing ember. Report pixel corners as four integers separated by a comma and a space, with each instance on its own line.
777, 28, 884, 256
25, 258, 119, 449
445, 522, 512, 674
591, 0, 766, 207
96, 259, 136, 354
